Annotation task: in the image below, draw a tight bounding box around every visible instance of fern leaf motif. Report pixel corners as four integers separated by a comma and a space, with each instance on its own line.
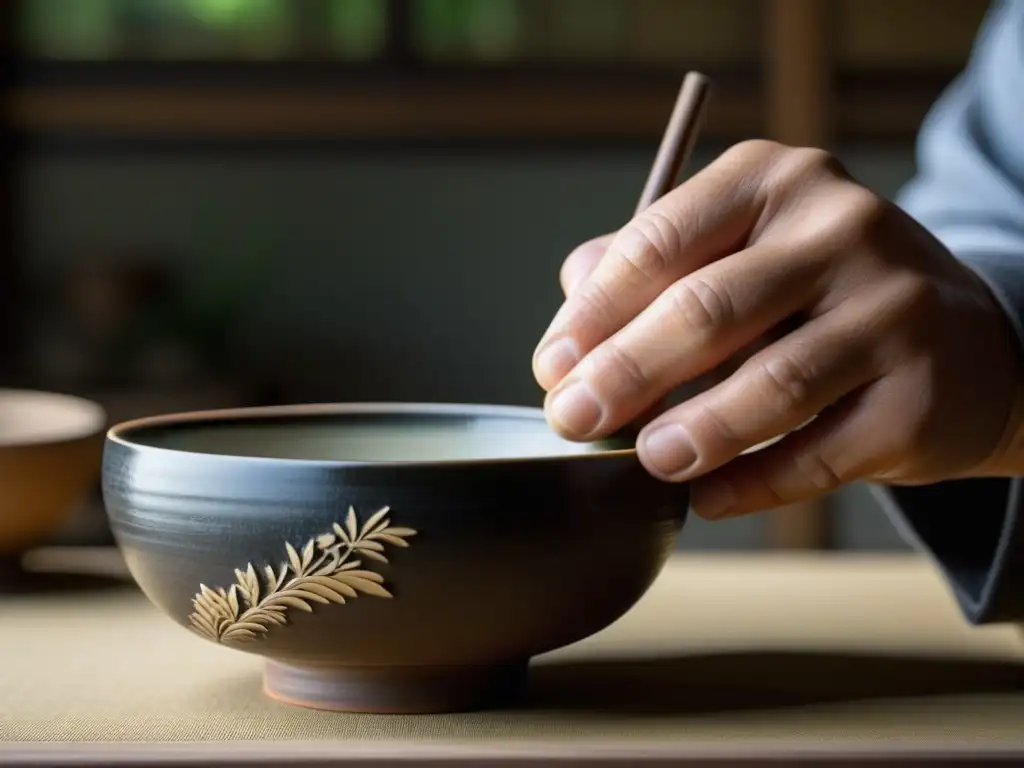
187, 506, 416, 643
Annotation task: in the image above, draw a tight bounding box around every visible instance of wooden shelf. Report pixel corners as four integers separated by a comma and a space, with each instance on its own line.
5, 67, 955, 145
7, 79, 757, 143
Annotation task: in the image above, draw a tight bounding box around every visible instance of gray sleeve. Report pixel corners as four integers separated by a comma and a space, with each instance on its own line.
882, 0, 1024, 624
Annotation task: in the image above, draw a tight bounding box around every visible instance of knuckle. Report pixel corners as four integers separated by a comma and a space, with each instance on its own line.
844, 186, 889, 227
769, 146, 837, 189
587, 339, 651, 396
569, 278, 621, 336
793, 450, 845, 492
692, 400, 740, 449
752, 353, 814, 412
666, 276, 734, 335
723, 139, 786, 166
758, 474, 792, 508
783, 183, 889, 255
833, 187, 892, 245
617, 211, 681, 280
881, 272, 944, 335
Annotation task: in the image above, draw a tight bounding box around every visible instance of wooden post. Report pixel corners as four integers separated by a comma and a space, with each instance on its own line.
763, 0, 833, 550
0, 1, 21, 381
765, 0, 832, 147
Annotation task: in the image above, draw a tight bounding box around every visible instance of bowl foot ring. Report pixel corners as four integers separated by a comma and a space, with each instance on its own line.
263, 658, 530, 714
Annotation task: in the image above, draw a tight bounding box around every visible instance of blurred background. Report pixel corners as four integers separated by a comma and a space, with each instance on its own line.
0, 0, 993, 553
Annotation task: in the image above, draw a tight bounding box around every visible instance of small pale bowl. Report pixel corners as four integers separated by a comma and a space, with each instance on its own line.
0, 389, 106, 562
102, 403, 689, 713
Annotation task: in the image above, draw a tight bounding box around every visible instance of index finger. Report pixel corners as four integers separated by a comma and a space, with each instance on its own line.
531, 144, 772, 392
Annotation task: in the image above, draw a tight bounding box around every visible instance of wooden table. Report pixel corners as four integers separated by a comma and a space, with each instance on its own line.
4, 551, 1024, 766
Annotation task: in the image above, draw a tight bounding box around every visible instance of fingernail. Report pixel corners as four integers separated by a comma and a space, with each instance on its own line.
534, 337, 580, 387
548, 380, 603, 437
640, 423, 698, 479
693, 478, 737, 520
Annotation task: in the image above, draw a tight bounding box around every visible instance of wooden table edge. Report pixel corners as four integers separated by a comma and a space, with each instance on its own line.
4, 740, 1024, 767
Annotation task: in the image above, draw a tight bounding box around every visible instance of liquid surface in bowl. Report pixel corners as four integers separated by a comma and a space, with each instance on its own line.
117, 407, 628, 463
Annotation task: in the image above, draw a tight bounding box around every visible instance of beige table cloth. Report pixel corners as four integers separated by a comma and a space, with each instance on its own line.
4, 552, 1024, 763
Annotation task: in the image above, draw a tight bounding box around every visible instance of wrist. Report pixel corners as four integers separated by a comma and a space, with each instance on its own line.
965, 265, 1024, 478
980, 380, 1024, 477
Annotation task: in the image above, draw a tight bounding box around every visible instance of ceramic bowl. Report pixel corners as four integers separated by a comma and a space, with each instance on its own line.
0, 389, 106, 560
102, 402, 689, 713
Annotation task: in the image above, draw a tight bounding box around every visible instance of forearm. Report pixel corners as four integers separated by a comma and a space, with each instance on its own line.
884, 0, 1024, 623
897, 0, 1024, 479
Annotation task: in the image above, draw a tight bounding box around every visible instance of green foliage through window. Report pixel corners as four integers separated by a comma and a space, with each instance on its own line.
20, 0, 389, 60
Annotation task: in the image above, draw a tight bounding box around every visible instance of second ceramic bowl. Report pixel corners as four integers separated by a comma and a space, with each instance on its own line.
102, 403, 689, 713
1, 389, 106, 561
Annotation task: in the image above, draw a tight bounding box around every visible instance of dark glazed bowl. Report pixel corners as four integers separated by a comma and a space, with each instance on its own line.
102, 403, 689, 713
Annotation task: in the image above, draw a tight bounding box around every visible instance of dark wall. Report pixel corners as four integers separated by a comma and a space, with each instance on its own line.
20, 144, 917, 398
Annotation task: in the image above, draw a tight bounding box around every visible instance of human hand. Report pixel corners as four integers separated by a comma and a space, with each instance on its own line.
532, 140, 1024, 520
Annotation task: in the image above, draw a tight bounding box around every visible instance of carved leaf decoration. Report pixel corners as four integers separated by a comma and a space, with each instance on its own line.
187, 506, 416, 644
233, 564, 261, 606
201, 584, 230, 613
285, 542, 303, 575
362, 505, 390, 534
374, 533, 411, 548
305, 540, 319, 569
226, 585, 240, 616
334, 570, 393, 599
312, 550, 341, 577
233, 570, 249, 603
247, 564, 261, 605
345, 506, 359, 542
310, 574, 357, 598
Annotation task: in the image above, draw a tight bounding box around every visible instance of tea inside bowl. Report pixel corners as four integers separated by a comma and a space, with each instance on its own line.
117, 404, 630, 463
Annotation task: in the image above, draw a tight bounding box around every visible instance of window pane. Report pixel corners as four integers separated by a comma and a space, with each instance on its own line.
411, 0, 524, 62
129, 0, 294, 59
19, 0, 388, 60
328, 0, 388, 60
408, 0, 760, 67
21, 0, 122, 59
20, 0, 763, 67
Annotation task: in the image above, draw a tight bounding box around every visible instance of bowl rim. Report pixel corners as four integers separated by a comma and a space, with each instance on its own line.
0, 388, 107, 448
105, 401, 638, 468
